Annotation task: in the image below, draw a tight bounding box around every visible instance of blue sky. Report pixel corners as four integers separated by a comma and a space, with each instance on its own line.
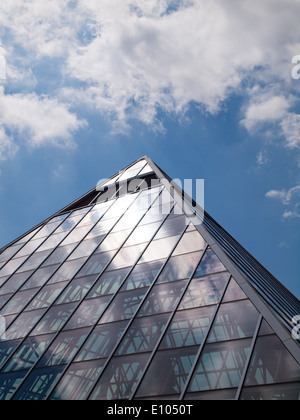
0, 0, 299, 298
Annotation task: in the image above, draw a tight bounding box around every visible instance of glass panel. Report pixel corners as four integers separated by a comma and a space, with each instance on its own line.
48, 257, 88, 284
0, 340, 21, 370
0, 244, 24, 263
136, 347, 198, 398
121, 260, 164, 292
160, 306, 216, 349
21, 264, 60, 290
112, 210, 146, 232
137, 281, 188, 317
0, 271, 34, 295
0, 293, 13, 311
117, 313, 170, 355
12, 366, 65, 400
245, 335, 300, 386
38, 328, 90, 367
0, 370, 27, 400
207, 300, 260, 343
56, 275, 98, 304
42, 244, 78, 266
188, 339, 252, 392
30, 303, 77, 336
185, 388, 237, 400
222, 278, 248, 302
3, 335, 53, 372
117, 161, 147, 182
38, 232, 69, 252
179, 272, 230, 310
5, 309, 46, 340
74, 252, 115, 278
26, 282, 68, 310
154, 215, 188, 240
90, 353, 150, 400
63, 297, 111, 330
0, 256, 28, 278
194, 249, 226, 277
172, 230, 206, 256
156, 252, 202, 284
68, 236, 105, 260
54, 214, 84, 233
240, 383, 300, 401
100, 289, 147, 324
87, 268, 130, 298
33, 220, 62, 239
107, 244, 147, 270
138, 163, 153, 176
101, 194, 137, 220
12, 238, 45, 258
1, 290, 36, 315
86, 217, 119, 239
78, 202, 112, 227
17, 250, 51, 272
75, 321, 129, 362
59, 225, 93, 246
139, 235, 180, 263
95, 230, 131, 253
124, 222, 162, 247
49, 360, 106, 400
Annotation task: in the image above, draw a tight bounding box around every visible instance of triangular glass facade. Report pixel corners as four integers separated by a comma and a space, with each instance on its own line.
0, 157, 299, 400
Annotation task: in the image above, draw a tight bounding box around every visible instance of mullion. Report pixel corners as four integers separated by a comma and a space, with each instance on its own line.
45, 192, 172, 400
129, 244, 208, 400
83, 214, 189, 401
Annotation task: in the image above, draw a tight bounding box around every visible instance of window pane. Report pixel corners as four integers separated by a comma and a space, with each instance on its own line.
160, 306, 216, 349
38, 328, 90, 367
3, 335, 53, 372
75, 252, 115, 278
240, 383, 300, 401
117, 313, 170, 355
124, 222, 162, 247
30, 303, 77, 336
0, 244, 24, 263
60, 225, 93, 246
63, 297, 111, 330
207, 300, 259, 343
245, 335, 300, 386
172, 230, 206, 256
188, 339, 252, 392
95, 230, 131, 253
90, 353, 150, 400
50, 360, 106, 400
18, 250, 52, 272
100, 289, 147, 324
0, 370, 27, 400
0, 270, 34, 295
42, 244, 77, 266
0, 340, 21, 370
12, 366, 65, 400
121, 261, 164, 291
68, 236, 105, 260
222, 278, 248, 302
138, 281, 188, 317
38, 232, 69, 252
13, 238, 45, 258
154, 215, 188, 240
157, 252, 202, 284
0, 256, 28, 278
48, 257, 89, 284
139, 235, 180, 263
86, 217, 119, 239
5, 309, 46, 340
136, 347, 198, 398
87, 268, 131, 298
179, 272, 230, 310
75, 321, 129, 362
21, 265, 60, 290
26, 283, 68, 310
56, 275, 98, 304
194, 249, 226, 277
1, 290, 36, 315
107, 244, 147, 270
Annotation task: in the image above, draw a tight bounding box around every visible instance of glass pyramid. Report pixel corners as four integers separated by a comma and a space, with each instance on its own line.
0, 157, 299, 400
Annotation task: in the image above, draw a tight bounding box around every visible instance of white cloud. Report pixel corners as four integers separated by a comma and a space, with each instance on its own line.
0, 128, 18, 161
266, 185, 300, 220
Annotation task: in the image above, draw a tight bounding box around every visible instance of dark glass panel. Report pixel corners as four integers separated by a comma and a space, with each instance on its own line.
136, 347, 198, 398
38, 328, 90, 367
30, 303, 77, 336
3, 335, 53, 372
75, 252, 115, 278
156, 252, 202, 284
154, 215, 188, 240
63, 297, 111, 330
49, 360, 106, 400
0, 340, 21, 370
90, 353, 150, 400
0, 370, 27, 400
139, 235, 180, 263
0, 293, 13, 311
259, 319, 274, 336
1, 289, 36, 315
188, 339, 252, 392
222, 278, 247, 302
87, 268, 130, 298
12, 366, 65, 400
56, 275, 98, 304
121, 261, 164, 291
26, 282, 68, 310
194, 249, 226, 277
0, 270, 34, 295
21, 264, 60, 290
48, 257, 89, 284
179, 272, 230, 310
172, 230, 206, 256
240, 383, 300, 401
160, 306, 216, 349
117, 313, 170, 355
100, 289, 147, 324
184, 388, 237, 400
5, 309, 46, 340
207, 300, 259, 343
75, 321, 129, 362
137, 281, 188, 317
245, 335, 300, 386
